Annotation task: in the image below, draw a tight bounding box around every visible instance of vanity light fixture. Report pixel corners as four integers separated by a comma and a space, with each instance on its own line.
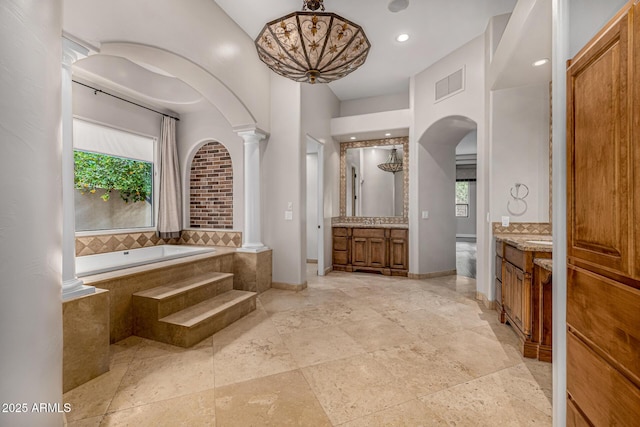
533, 58, 549, 67
377, 146, 403, 174
396, 33, 410, 43
255, 0, 371, 84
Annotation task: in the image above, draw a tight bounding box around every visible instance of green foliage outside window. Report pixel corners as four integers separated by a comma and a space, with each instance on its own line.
74, 150, 152, 203
455, 181, 469, 204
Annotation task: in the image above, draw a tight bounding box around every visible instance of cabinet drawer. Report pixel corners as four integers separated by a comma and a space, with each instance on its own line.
567, 332, 640, 425
353, 228, 385, 238
333, 227, 348, 237
504, 244, 525, 270
390, 229, 408, 239
567, 265, 640, 382
333, 236, 348, 251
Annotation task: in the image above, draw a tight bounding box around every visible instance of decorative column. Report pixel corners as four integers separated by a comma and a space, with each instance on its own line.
62, 38, 95, 300
236, 128, 269, 252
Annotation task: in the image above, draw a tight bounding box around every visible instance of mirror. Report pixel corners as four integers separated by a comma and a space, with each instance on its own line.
340, 137, 409, 218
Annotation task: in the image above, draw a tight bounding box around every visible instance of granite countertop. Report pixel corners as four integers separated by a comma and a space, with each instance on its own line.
495, 234, 553, 252
332, 223, 409, 229
534, 258, 553, 271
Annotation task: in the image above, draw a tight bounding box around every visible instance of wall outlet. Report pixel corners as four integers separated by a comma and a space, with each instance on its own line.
501, 216, 510, 227
285, 211, 293, 220
422, 211, 429, 219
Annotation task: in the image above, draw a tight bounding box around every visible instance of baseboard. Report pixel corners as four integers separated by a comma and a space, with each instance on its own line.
408, 269, 457, 279
456, 234, 477, 240
323, 266, 333, 275
475, 291, 496, 309
271, 281, 308, 292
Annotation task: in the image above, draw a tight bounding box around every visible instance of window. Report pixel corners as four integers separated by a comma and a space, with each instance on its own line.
456, 181, 469, 217
73, 119, 156, 232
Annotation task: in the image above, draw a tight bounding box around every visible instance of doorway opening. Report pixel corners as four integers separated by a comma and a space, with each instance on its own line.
455, 130, 477, 279
306, 135, 325, 276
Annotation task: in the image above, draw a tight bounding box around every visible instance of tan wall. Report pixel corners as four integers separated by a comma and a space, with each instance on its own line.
75, 189, 152, 231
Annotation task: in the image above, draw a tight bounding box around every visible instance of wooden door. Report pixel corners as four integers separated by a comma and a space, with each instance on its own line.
567, 2, 640, 424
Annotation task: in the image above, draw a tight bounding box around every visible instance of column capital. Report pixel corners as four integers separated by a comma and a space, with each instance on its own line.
234, 125, 269, 143
62, 37, 90, 67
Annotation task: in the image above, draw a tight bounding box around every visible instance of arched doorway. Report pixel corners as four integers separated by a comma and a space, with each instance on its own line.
414, 115, 478, 285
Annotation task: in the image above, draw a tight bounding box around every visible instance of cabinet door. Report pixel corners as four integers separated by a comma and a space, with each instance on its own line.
369, 237, 386, 267
389, 237, 407, 269
503, 262, 514, 318
512, 268, 524, 333
515, 268, 531, 336
567, 6, 631, 277
352, 238, 368, 266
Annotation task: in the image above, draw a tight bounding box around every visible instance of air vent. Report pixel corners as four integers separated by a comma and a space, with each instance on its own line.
435, 67, 465, 102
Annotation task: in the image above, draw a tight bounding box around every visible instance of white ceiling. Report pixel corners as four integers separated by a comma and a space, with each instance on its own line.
214, 0, 518, 100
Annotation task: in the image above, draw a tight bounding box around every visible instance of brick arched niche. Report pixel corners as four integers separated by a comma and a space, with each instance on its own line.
189, 141, 233, 229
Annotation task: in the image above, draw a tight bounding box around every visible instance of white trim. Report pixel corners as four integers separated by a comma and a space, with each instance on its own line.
552, 0, 568, 424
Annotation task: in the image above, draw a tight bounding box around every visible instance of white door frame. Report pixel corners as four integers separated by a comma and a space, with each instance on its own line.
306, 135, 325, 276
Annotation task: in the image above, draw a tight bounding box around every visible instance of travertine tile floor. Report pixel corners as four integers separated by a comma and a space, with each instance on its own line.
64, 267, 552, 426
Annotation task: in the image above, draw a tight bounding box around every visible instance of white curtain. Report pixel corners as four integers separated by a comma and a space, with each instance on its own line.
157, 116, 182, 239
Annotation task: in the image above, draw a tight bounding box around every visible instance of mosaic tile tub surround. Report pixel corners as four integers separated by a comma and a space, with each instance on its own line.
76, 229, 242, 256
491, 222, 551, 235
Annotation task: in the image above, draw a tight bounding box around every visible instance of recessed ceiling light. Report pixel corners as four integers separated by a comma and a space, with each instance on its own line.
533, 58, 549, 67
385, 133, 391, 137
350, 136, 356, 140
396, 34, 410, 43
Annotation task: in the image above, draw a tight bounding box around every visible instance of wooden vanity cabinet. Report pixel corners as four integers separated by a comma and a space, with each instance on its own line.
332, 226, 408, 276
497, 241, 551, 359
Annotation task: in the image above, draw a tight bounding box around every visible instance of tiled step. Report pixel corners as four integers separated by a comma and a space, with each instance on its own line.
132, 271, 257, 348
143, 290, 257, 348
133, 272, 234, 319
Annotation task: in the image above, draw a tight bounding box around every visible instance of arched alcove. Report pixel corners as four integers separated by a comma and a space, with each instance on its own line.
189, 141, 234, 229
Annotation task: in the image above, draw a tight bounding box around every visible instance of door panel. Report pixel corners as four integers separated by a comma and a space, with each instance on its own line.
567, 11, 631, 276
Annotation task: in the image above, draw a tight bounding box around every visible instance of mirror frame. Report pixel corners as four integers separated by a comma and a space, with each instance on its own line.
339, 137, 409, 222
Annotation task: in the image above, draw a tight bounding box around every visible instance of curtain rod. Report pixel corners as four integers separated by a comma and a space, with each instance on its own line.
72, 80, 180, 122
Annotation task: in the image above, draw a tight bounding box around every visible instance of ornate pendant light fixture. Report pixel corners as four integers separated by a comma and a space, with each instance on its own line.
378, 147, 403, 174
255, 0, 371, 84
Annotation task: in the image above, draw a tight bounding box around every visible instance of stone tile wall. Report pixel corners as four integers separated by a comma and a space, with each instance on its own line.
76, 230, 242, 256
492, 222, 551, 235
